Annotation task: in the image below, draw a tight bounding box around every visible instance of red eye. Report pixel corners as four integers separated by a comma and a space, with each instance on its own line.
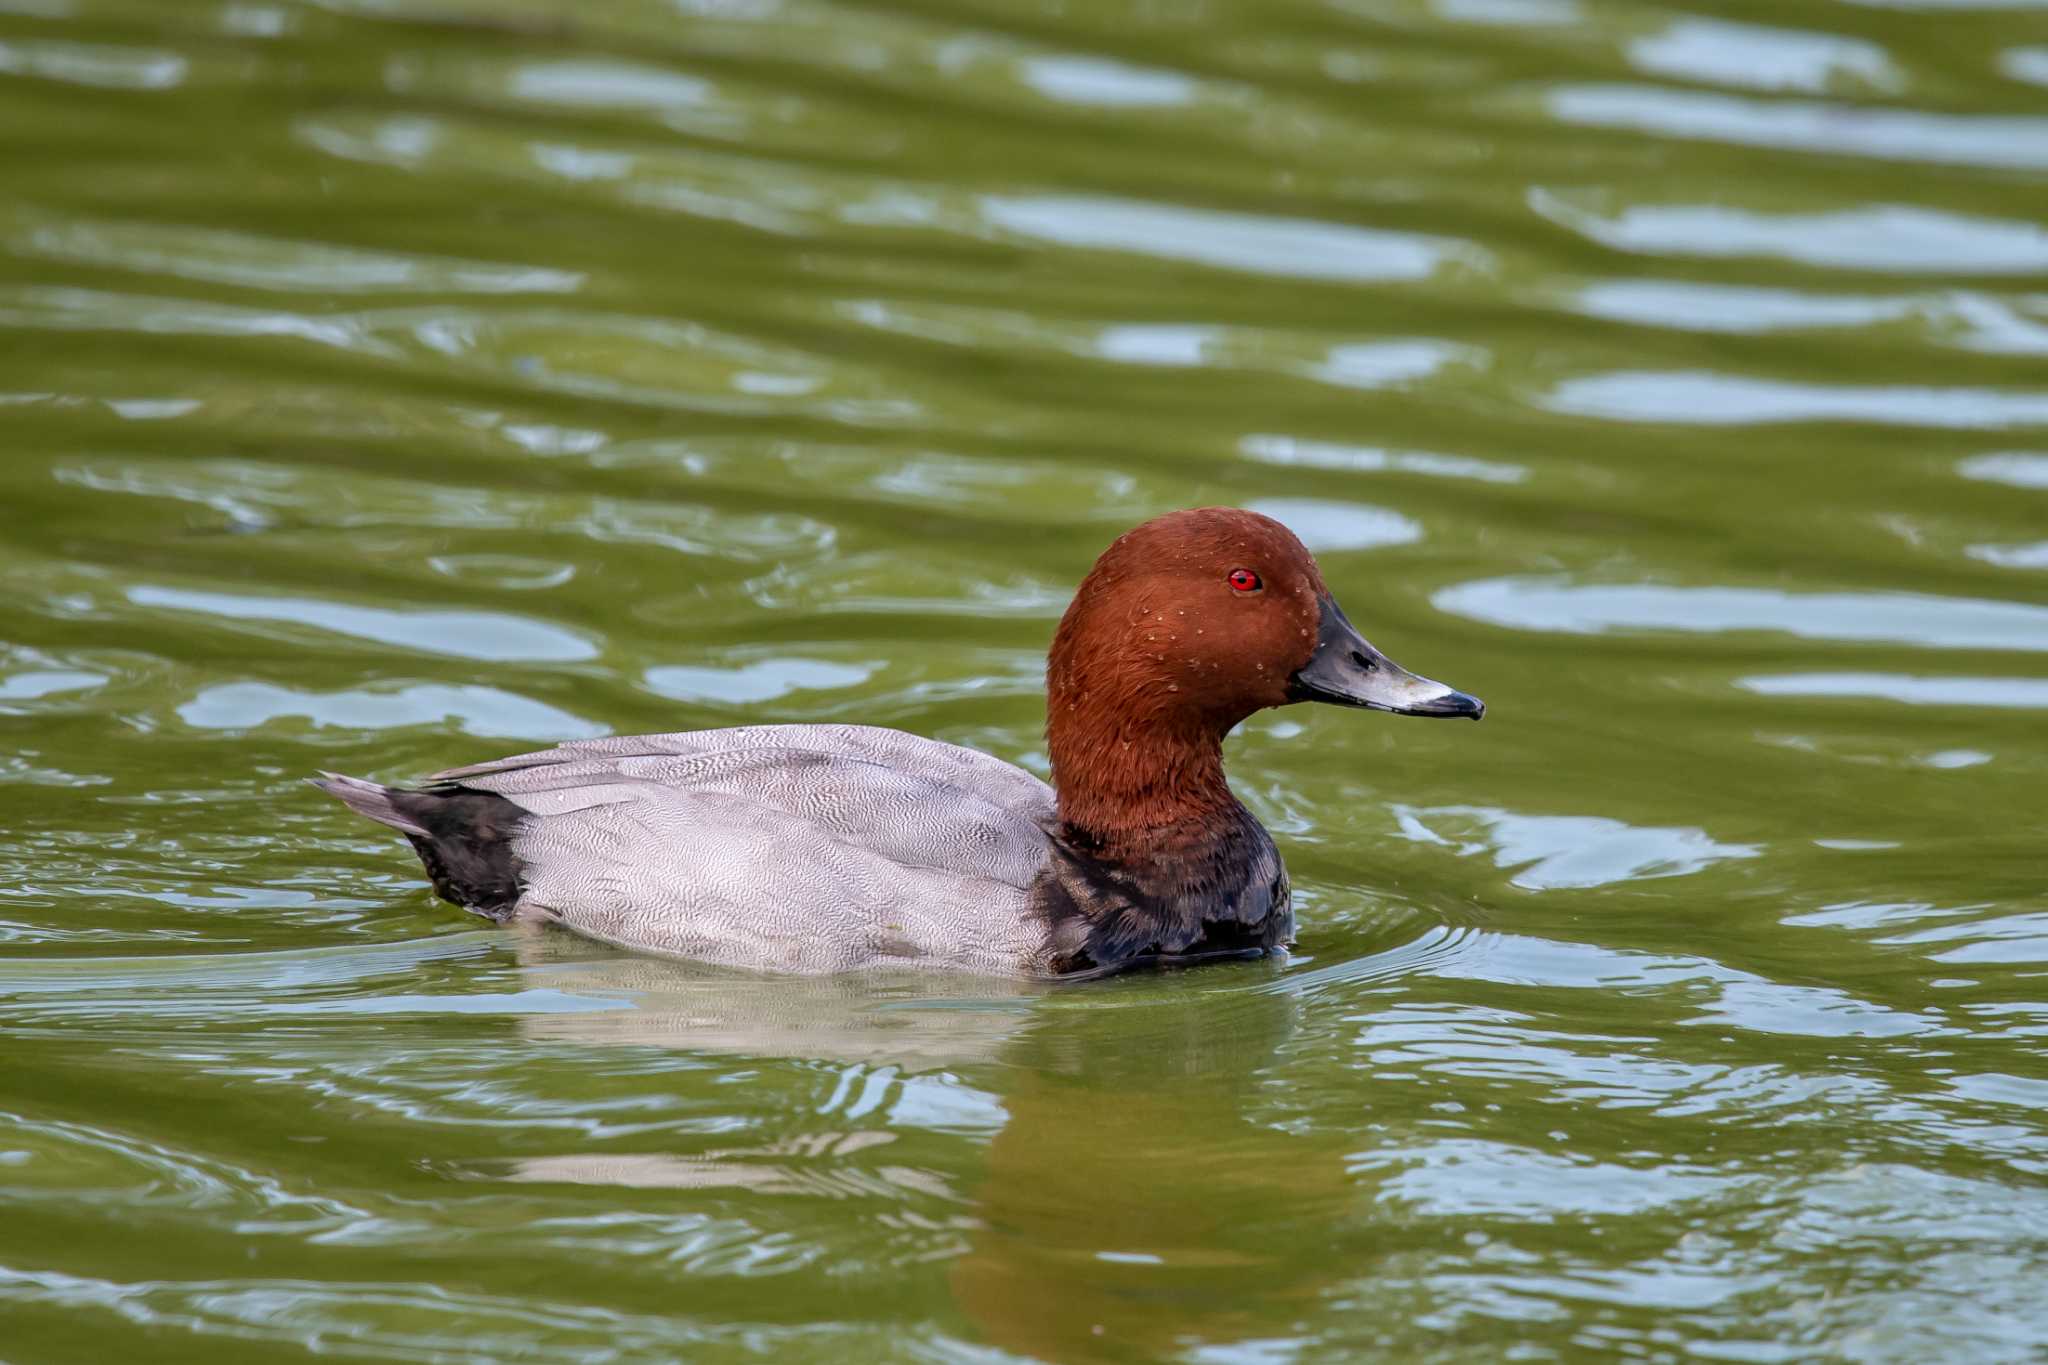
1228, 569, 1262, 593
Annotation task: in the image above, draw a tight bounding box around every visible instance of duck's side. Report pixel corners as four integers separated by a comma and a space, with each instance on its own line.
319, 725, 1067, 976
317, 721, 1299, 979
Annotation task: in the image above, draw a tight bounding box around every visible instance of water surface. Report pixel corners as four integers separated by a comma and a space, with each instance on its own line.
2, 1, 2046, 1360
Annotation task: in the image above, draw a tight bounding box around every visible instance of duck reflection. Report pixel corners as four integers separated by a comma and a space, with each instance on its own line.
504, 925, 1353, 1359
500, 924, 1029, 1201
948, 982, 1357, 1362
510, 922, 1040, 1067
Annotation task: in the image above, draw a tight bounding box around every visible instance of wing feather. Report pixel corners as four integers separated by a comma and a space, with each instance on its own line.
430, 725, 1056, 974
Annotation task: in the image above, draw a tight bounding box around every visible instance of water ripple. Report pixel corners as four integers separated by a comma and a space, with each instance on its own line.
3, 0, 2046, 1356
1016, 54, 1200, 108
125, 586, 598, 663
0, 38, 185, 90
1627, 17, 1899, 93
1739, 672, 2048, 708
1436, 577, 2048, 650
1532, 192, 2048, 274
6, 209, 583, 295
1545, 370, 2048, 428
978, 195, 1485, 282
1550, 84, 2048, 171
1960, 451, 2048, 488
175, 682, 607, 740
1391, 804, 1760, 890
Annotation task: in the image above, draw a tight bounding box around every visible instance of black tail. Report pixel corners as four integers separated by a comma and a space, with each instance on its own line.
312, 772, 527, 920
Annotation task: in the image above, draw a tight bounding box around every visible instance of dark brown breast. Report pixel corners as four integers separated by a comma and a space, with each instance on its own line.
1027, 804, 1293, 979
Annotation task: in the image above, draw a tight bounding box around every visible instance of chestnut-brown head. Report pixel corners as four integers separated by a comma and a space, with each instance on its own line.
1046, 507, 1482, 837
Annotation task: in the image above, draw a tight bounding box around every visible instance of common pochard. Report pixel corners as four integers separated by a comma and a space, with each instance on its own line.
318, 507, 1483, 979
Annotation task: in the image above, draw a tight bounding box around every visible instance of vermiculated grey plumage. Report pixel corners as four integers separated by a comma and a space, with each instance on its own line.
314, 725, 1296, 979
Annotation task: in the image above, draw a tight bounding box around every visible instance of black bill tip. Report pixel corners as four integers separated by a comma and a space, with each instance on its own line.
1400, 689, 1486, 721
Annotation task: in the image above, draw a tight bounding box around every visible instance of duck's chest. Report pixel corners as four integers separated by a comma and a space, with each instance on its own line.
1027, 814, 1293, 979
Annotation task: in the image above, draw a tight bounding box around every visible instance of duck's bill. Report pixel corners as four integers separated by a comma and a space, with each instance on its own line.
1287, 596, 1485, 720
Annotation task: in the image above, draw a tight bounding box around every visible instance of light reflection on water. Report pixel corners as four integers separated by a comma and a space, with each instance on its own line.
1626, 17, 1899, 92
1545, 370, 2048, 428
125, 585, 601, 663
1739, 672, 2048, 708
174, 681, 608, 740
1531, 192, 2048, 273
1435, 578, 2048, 650
977, 194, 1485, 282
1, 0, 2046, 1360
1549, 84, 2048, 171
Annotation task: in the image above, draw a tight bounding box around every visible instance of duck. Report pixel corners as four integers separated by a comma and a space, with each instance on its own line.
316, 506, 1483, 979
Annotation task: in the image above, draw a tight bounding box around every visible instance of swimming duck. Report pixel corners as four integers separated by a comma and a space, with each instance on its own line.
317, 507, 1482, 979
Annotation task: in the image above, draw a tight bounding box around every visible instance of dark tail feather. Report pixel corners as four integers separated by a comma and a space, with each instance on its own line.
312, 772, 527, 920
310, 772, 432, 837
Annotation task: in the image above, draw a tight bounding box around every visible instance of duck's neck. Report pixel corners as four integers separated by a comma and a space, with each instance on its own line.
1038, 702, 1289, 979
1046, 701, 1243, 855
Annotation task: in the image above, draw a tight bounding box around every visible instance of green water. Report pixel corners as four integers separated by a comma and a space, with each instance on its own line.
3, 0, 2047, 1360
